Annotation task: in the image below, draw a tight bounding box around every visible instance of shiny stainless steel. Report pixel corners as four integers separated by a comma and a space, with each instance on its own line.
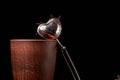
37, 17, 62, 39
37, 17, 81, 80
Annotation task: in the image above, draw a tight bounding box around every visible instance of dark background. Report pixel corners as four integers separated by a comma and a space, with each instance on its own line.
0, 1, 119, 80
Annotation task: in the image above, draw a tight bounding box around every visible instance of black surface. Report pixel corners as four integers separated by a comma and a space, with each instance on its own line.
0, 1, 119, 80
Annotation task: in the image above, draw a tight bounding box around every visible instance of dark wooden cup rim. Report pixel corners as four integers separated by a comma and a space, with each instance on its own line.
10, 39, 56, 42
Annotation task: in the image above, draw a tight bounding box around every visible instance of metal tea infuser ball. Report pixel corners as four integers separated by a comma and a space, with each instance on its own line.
37, 17, 81, 80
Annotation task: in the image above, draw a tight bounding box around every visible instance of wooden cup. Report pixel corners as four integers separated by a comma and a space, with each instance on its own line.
10, 39, 57, 80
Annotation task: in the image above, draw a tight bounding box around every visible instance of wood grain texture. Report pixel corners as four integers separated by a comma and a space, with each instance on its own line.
10, 39, 57, 80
